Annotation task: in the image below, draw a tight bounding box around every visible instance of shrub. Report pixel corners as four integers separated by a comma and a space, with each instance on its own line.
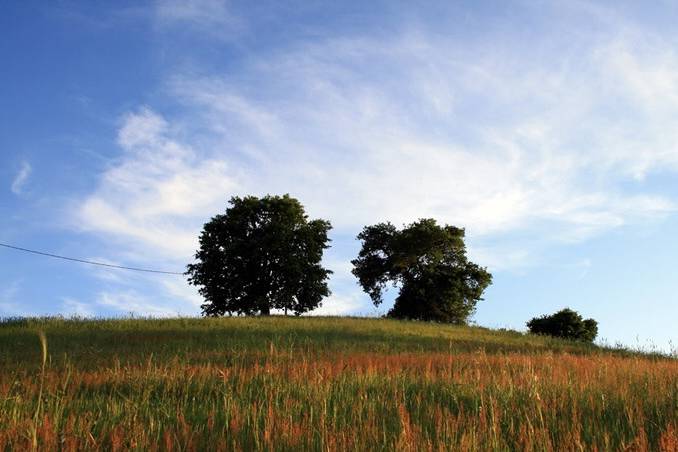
527, 308, 598, 342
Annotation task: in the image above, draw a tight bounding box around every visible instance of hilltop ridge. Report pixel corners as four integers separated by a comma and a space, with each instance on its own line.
1, 316, 676, 450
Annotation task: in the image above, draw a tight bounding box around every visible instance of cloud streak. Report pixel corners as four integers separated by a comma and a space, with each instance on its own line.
73, 2, 678, 317
0, 281, 22, 316
154, 0, 243, 39
11, 161, 31, 195
78, 107, 238, 261
96, 290, 183, 317
163, 30, 676, 241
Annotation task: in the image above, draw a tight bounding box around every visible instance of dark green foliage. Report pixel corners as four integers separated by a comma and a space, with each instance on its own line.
352, 219, 492, 324
186, 194, 332, 316
527, 308, 598, 342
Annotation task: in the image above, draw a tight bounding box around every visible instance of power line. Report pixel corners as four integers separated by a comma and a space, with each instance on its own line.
0, 242, 184, 275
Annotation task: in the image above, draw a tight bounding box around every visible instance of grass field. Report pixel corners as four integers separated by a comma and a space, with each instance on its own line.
0, 316, 676, 451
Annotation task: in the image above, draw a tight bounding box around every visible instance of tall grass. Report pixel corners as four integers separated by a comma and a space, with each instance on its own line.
0, 316, 676, 450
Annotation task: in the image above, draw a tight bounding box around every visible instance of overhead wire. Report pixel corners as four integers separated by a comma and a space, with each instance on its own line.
0, 242, 184, 275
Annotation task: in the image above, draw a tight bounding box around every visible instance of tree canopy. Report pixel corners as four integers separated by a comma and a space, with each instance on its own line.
527, 308, 598, 342
351, 219, 492, 324
186, 194, 332, 316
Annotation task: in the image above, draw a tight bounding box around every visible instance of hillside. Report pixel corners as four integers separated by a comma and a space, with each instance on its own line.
1, 316, 676, 450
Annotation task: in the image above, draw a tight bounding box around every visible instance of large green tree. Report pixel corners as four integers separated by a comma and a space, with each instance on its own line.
186, 195, 332, 316
352, 219, 492, 324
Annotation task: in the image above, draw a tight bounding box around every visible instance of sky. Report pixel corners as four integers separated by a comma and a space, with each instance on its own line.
1, 0, 677, 353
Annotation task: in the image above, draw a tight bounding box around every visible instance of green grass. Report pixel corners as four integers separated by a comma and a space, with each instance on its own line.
0, 316, 676, 450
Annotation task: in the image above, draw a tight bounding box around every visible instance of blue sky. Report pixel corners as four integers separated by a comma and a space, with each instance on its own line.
1, 0, 677, 352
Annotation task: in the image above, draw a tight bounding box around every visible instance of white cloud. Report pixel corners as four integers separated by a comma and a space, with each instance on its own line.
78, 107, 238, 261
160, 278, 203, 308
84, 257, 129, 283
61, 298, 95, 317
155, 0, 242, 38
164, 30, 676, 241
0, 282, 21, 315
84, 31, 678, 266
0, 281, 38, 317
309, 292, 367, 317
467, 246, 534, 273
117, 107, 169, 149
11, 161, 31, 195
74, 2, 678, 316
96, 290, 182, 317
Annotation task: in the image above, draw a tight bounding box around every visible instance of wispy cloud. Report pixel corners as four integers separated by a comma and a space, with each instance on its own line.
154, 0, 243, 38
0, 281, 31, 316
72, 1, 678, 317
78, 107, 238, 261
310, 292, 368, 317
11, 161, 31, 195
61, 297, 95, 317
164, 29, 676, 240
96, 290, 183, 317
82, 23, 678, 266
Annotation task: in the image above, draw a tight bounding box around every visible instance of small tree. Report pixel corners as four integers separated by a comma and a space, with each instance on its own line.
352, 219, 492, 324
526, 308, 598, 342
186, 194, 332, 316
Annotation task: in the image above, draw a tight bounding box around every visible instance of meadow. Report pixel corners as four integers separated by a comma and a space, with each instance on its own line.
0, 316, 676, 451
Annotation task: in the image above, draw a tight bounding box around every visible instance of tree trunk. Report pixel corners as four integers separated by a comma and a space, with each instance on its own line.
260, 306, 270, 316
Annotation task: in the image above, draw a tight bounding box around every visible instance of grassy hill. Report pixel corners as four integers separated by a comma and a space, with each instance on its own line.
0, 316, 676, 450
